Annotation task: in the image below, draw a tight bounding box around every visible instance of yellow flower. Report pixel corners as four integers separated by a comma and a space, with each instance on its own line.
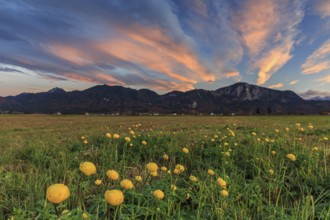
105, 133, 111, 138
113, 134, 120, 139
286, 153, 296, 161
173, 168, 180, 175
120, 179, 134, 189
151, 171, 158, 177
275, 129, 279, 133
224, 152, 230, 157
182, 147, 189, 154
271, 151, 276, 155
323, 137, 328, 141
79, 162, 97, 176
82, 212, 88, 219
220, 189, 229, 197
83, 140, 88, 145
141, 140, 147, 145
124, 137, 131, 142
81, 136, 85, 140
106, 169, 119, 180
152, 190, 164, 200
46, 184, 70, 204
251, 132, 256, 136
268, 169, 274, 175
129, 143, 133, 147
104, 190, 124, 206
146, 162, 158, 172
285, 127, 290, 132
95, 179, 102, 185
167, 170, 171, 174
161, 166, 167, 171
163, 154, 169, 160
175, 164, 185, 172
171, 185, 177, 191
190, 175, 198, 183
217, 178, 227, 188
129, 130, 135, 135
135, 175, 142, 182
312, 147, 318, 151
208, 169, 215, 176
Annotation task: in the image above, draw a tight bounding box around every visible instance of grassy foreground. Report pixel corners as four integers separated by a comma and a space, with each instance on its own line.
0, 115, 329, 219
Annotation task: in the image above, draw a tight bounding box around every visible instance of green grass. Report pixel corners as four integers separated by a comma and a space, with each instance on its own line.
0, 115, 329, 219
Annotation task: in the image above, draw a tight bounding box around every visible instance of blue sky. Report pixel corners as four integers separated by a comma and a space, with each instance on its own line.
0, 0, 330, 98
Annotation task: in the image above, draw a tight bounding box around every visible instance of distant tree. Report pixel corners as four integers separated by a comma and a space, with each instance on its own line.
267, 107, 272, 114
256, 106, 260, 115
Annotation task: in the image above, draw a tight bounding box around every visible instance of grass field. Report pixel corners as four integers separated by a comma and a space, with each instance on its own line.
0, 115, 329, 219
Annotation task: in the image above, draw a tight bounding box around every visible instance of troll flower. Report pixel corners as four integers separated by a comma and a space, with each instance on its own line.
135, 175, 142, 182
175, 164, 185, 172
104, 190, 124, 206
220, 189, 229, 197
171, 185, 177, 191
268, 169, 274, 175
124, 137, 131, 142
153, 190, 164, 200
141, 140, 147, 145
271, 151, 276, 155
95, 179, 102, 185
161, 166, 167, 171
190, 175, 198, 183
182, 147, 189, 154
208, 169, 215, 176
217, 178, 227, 188
129, 130, 135, 135
46, 184, 70, 204
151, 171, 158, 177
163, 154, 169, 160
79, 162, 96, 176
146, 162, 158, 172
113, 134, 120, 139
106, 170, 119, 180
105, 133, 111, 138
120, 179, 134, 189
286, 154, 296, 161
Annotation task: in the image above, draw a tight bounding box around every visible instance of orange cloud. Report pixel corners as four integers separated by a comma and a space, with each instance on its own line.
224, 71, 240, 78
232, 0, 303, 85
256, 42, 293, 85
268, 83, 284, 89
233, 0, 278, 56
96, 25, 215, 88
302, 39, 330, 74
289, 80, 299, 85
314, 0, 330, 18
316, 75, 330, 83
47, 44, 93, 66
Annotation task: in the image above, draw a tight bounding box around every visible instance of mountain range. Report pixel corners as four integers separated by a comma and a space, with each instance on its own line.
0, 82, 329, 115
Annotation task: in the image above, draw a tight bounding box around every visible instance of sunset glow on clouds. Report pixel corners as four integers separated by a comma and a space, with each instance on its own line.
0, 0, 329, 96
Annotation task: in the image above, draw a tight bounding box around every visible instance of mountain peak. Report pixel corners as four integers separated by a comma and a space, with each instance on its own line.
48, 87, 66, 94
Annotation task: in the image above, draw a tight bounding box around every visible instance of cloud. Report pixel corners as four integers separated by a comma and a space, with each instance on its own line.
315, 75, 330, 83
313, 0, 330, 18
232, 0, 305, 85
299, 89, 330, 99
0, 66, 23, 73
289, 79, 299, 85
268, 83, 284, 89
301, 39, 330, 74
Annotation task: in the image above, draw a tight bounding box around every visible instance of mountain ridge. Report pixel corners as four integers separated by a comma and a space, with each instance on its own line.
0, 82, 329, 115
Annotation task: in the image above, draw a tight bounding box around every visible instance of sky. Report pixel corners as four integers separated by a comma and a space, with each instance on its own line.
0, 0, 330, 99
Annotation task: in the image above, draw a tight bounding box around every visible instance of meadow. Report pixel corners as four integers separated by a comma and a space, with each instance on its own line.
0, 115, 329, 219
